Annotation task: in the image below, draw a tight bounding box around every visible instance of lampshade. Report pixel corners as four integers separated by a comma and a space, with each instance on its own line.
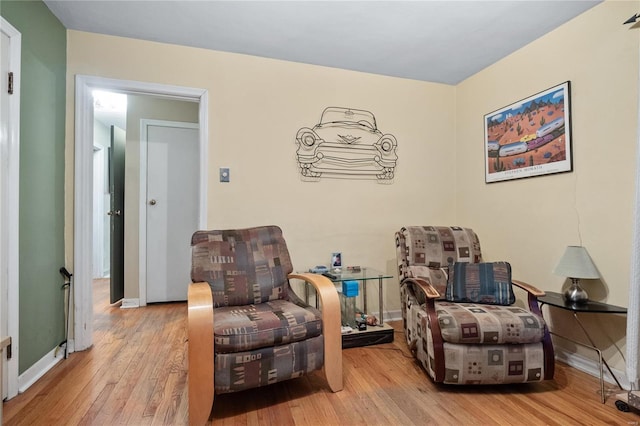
553, 246, 599, 279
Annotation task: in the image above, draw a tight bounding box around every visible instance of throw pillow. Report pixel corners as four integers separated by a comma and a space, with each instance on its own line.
445, 261, 515, 305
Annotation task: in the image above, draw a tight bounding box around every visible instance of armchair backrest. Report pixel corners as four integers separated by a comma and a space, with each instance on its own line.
191, 225, 293, 307
396, 226, 482, 296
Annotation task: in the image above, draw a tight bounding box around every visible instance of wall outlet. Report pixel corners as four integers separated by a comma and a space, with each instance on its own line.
220, 167, 230, 183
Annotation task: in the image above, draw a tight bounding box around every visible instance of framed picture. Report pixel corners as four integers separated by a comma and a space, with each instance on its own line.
484, 81, 572, 183
331, 252, 342, 270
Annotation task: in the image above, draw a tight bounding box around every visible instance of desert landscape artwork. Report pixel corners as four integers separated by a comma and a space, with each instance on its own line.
484, 81, 572, 183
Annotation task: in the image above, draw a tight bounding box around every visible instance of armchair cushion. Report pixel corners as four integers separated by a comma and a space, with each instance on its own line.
191, 230, 293, 307
446, 261, 515, 306
436, 301, 546, 344
213, 299, 323, 353
434, 341, 545, 384
214, 335, 324, 394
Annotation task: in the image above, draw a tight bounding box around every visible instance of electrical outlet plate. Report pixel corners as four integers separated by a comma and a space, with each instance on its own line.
220, 167, 230, 182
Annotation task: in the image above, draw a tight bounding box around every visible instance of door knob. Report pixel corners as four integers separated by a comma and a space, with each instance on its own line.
107, 209, 121, 216
149, 199, 157, 206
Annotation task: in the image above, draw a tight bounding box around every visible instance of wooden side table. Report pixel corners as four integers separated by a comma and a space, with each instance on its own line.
538, 291, 627, 403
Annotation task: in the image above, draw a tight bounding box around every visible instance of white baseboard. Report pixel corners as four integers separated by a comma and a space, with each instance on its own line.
120, 298, 140, 309
18, 345, 65, 393
555, 346, 630, 389
383, 310, 402, 323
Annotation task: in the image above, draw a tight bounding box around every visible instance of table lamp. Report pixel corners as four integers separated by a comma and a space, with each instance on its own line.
553, 246, 599, 304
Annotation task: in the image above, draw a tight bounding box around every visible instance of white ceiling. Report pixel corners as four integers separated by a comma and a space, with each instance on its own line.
44, 0, 603, 85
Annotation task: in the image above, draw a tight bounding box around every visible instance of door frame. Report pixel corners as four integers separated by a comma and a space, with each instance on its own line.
74, 75, 208, 351
138, 119, 199, 307
628, 52, 640, 389
0, 16, 21, 400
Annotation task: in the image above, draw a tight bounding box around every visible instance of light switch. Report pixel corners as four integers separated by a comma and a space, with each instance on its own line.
220, 167, 230, 182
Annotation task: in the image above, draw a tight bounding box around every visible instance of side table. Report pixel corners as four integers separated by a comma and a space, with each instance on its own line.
304, 267, 395, 348
538, 291, 627, 403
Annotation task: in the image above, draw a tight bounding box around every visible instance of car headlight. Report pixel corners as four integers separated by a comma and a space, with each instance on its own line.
299, 131, 317, 147
379, 135, 397, 152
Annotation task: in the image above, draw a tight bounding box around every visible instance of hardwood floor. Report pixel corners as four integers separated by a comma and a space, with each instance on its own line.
4, 279, 637, 425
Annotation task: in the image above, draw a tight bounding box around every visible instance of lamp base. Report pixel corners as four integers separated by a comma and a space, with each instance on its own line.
564, 278, 589, 304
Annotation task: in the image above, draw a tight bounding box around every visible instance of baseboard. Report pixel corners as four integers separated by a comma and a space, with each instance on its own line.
555, 346, 630, 389
120, 298, 140, 309
18, 345, 65, 393
383, 310, 402, 323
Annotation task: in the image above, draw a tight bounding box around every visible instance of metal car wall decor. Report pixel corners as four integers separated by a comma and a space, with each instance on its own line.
295, 107, 398, 182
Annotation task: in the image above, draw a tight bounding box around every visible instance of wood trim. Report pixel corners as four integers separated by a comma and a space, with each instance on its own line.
187, 282, 214, 425
511, 279, 546, 315
289, 273, 343, 392
542, 327, 556, 380
512, 279, 554, 379
512, 279, 545, 298
403, 277, 440, 299
401, 278, 445, 381
0, 336, 10, 350
425, 297, 446, 382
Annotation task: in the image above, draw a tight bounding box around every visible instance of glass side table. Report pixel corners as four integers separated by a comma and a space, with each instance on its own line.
302, 267, 395, 348
328, 267, 392, 323
538, 291, 627, 403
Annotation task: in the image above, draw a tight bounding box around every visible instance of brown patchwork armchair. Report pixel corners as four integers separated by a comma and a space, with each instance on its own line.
395, 226, 554, 385
187, 226, 342, 424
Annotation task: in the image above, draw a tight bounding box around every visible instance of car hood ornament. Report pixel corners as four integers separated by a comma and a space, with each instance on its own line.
338, 134, 361, 144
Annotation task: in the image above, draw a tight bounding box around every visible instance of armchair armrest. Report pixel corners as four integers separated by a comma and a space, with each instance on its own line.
512, 279, 545, 297
288, 273, 343, 392
401, 277, 441, 299
187, 282, 215, 426
400, 276, 446, 381
512, 279, 545, 315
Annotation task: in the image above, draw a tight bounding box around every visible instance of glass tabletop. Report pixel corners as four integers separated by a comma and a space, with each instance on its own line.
538, 291, 627, 314
314, 267, 393, 282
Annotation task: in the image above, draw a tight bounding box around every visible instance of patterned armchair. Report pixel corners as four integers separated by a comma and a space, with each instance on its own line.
187, 226, 342, 424
395, 226, 554, 384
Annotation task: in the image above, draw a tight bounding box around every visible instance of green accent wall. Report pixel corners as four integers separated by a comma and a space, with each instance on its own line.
1, 1, 67, 374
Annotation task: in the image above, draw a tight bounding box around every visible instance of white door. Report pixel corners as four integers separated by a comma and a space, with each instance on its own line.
0, 16, 20, 401
145, 121, 199, 303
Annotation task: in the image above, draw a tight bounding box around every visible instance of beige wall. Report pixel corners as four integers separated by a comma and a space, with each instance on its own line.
65, 31, 457, 317
456, 0, 638, 372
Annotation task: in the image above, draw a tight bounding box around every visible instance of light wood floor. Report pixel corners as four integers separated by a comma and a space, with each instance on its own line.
4, 279, 637, 425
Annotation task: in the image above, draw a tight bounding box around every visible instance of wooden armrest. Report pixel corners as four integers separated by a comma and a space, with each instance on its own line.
288, 273, 343, 392
401, 277, 441, 299
512, 279, 545, 297
188, 282, 214, 425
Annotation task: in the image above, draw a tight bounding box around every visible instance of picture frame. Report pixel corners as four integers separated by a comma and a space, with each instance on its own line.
484, 81, 572, 183
331, 252, 342, 270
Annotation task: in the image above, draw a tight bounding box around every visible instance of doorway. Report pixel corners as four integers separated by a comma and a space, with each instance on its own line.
92, 92, 200, 307
74, 76, 208, 351
92, 90, 127, 305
